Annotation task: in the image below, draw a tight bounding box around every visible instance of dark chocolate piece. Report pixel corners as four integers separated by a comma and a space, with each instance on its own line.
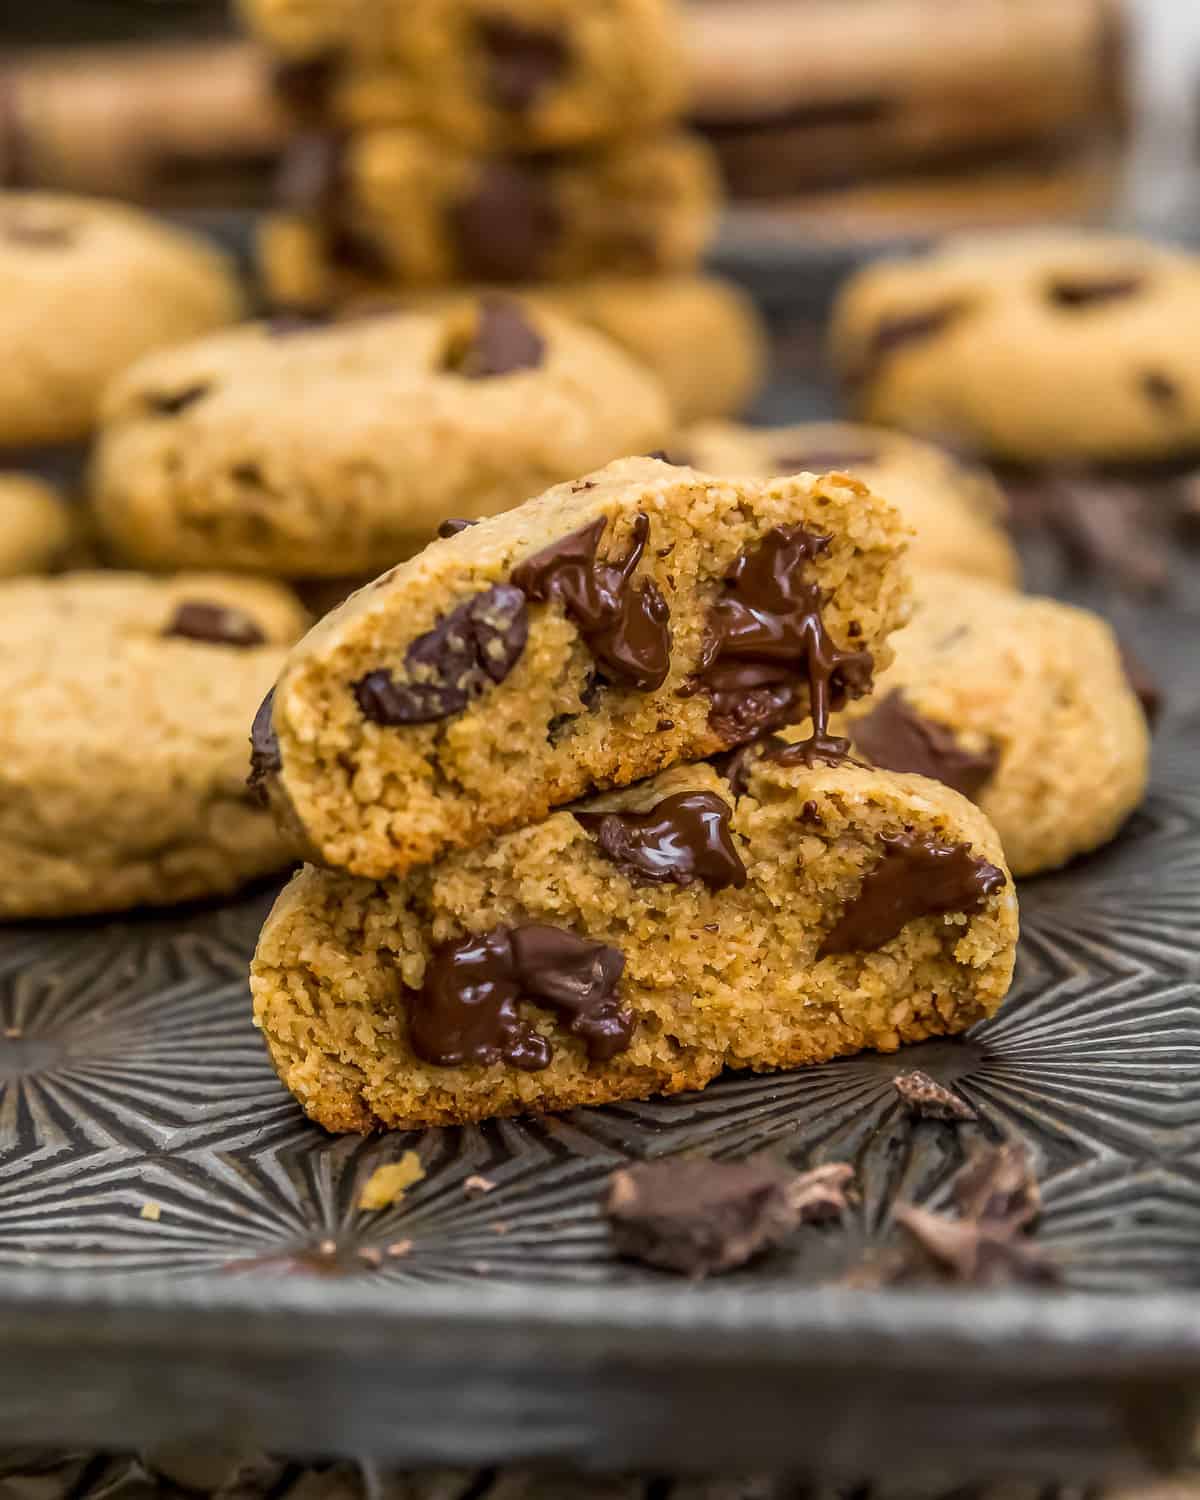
1141, 370, 1180, 408
687, 525, 873, 754
574, 790, 746, 891
604, 1157, 801, 1277
1047, 273, 1143, 309
850, 690, 998, 802
1117, 640, 1162, 728
773, 444, 881, 473
247, 688, 281, 803
437, 518, 479, 538
164, 601, 266, 649
450, 161, 560, 282
1044, 475, 1169, 596
848, 302, 966, 388
893, 1204, 1058, 1286
953, 1142, 1040, 1230
818, 830, 1006, 958
478, 16, 569, 113
893, 1068, 977, 1122
445, 298, 545, 378
512, 513, 671, 691
354, 583, 528, 725
271, 53, 339, 122
408, 923, 630, 1071
146, 383, 210, 417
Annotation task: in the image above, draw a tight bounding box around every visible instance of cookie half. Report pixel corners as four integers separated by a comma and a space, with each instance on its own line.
0, 573, 308, 918
255, 455, 912, 879
252, 758, 1016, 1131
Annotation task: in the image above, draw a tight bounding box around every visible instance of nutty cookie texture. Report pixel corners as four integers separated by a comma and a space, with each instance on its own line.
0, 191, 241, 450
0, 474, 74, 577
0, 573, 308, 918
255, 455, 912, 880
828, 569, 1149, 876
676, 421, 1019, 588
240, 0, 685, 148
830, 231, 1200, 464
89, 300, 671, 578
264, 128, 719, 289
251, 757, 1015, 1131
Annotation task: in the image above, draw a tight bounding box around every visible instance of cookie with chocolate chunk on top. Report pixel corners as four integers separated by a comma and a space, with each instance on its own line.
832, 569, 1149, 876
251, 757, 1015, 1131
253, 455, 911, 880
90, 299, 670, 578
0, 572, 308, 918
678, 420, 1019, 587
831, 231, 1200, 464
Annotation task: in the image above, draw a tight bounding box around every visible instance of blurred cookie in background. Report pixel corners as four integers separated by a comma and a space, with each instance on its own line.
676, 421, 1019, 586
0, 473, 76, 576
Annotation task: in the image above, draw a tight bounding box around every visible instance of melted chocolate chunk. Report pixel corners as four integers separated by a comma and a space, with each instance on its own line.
575, 790, 746, 890
773, 444, 881, 472
445, 298, 545, 378
848, 302, 965, 388
1047, 273, 1143, 308
604, 1158, 802, 1277
688, 526, 873, 754
450, 161, 560, 281
146, 383, 210, 417
850, 690, 998, 802
893, 1069, 977, 1122
478, 16, 569, 113
247, 687, 281, 802
164, 601, 266, 648
1117, 639, 1162, 728
437, 517, 479, 538
512, 514, 671, 691
354, 583, 528, 725
408, 923, 630, 1071
818, 831, 1006, 958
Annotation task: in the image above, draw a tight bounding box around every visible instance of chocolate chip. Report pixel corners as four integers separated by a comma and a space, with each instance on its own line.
478, 16, 569, 113
817, 831, 1006, 958
799, 800, 822, 826
247, 687, 281, 802
687, 526, 873, 756
773, 444, 881, 472
353, 583, 528, 725
847, 302, 966, 389
893, 1069, 977, 1122
575, 790, 747, 891
164, 600, 266, 648
1141, 370, 1180, 408
231, 462, 263, 486
450, 162, 560, 281
444, 298, 545, 378
1047, 273, 1144, 308
437, 518, 479, 538
1117, 639, 1162, 727
604, 1158, 802, 1278
408, 923, 630, 1071
850, 690, 998, 802
146, 383, 210, 417
512, 513, 671, 692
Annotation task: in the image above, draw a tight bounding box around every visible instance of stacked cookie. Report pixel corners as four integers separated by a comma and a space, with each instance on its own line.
240, 0, 766, 424
250, 455, 1020, 1131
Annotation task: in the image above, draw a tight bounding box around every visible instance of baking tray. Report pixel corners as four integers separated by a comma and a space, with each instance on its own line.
3, 284, 1200, 1483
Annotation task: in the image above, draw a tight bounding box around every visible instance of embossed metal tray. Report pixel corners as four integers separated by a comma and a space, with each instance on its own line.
3, 358, 1200, 1481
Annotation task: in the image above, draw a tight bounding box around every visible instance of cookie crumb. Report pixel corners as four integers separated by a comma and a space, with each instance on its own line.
463, 1174, 496, 1197
358, 1152, 425, 1211
893, 1068, 977, 1121
140, 1201, 162, 1222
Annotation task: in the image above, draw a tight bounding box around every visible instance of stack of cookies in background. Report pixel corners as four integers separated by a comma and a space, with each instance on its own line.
239, 0, 767, 426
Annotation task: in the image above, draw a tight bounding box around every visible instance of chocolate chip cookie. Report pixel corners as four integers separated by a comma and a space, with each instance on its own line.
831, 231, 1200, 463
252, 756, 1015, 1131
90, 300, 672, 577
677, 422, 1019, 586
0, 191, 242, 451
831, 569, 1149, 876
254, 455, 912, 881
0, 573, 308, 918
0, 474, 74, 576
241, 0, 686, 149
263, 128, 718, 291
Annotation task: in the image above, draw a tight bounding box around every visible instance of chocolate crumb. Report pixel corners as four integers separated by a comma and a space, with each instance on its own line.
893, 1069, 977, 1121
894, 1204, 1059, 1286
953, 1141, 1040, 1230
